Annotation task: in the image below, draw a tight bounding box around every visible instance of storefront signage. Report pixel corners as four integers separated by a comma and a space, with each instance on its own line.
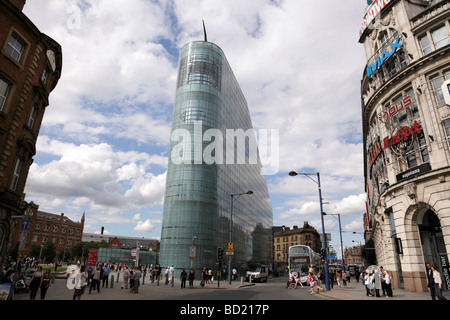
396, 162, 431, 182
366, 35, 403, 77
379, 96, 412, 123
360, 0, 393, 36
368, 137, 382, 167
383, 120, 421, 149
439, 254, 450, 290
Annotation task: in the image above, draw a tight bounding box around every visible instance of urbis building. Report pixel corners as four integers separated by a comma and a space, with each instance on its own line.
160, 39, 273, 276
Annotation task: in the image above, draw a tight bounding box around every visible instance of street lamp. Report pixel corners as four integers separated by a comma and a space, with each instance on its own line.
289, 171, 330, 290
229, 190, 253, 285
322, 212, 344, 272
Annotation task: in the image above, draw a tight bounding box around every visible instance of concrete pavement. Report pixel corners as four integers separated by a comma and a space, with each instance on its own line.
10, 271, 253, 301
314, 278, 449, 300
8, 271, 448, 301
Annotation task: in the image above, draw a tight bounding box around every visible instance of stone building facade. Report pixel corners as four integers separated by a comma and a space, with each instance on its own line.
360, 0, 450, 292
0, 0, 62, 264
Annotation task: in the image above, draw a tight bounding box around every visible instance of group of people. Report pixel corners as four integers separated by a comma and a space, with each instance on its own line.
426, 262, 447, 300
27, 266, 52, 300
361, 266, 393, 298
286, 268, 325, 294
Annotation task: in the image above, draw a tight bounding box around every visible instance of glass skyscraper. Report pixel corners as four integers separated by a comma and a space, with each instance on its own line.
160, 40, 273, 277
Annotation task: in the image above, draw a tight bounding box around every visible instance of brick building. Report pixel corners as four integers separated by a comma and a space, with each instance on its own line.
9, 201, 85, 258
273, 222, 321, 272
0, 0, 63, 265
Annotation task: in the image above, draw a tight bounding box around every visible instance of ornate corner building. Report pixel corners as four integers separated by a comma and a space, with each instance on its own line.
360, 0, 450, 292
0, 0, 62, 265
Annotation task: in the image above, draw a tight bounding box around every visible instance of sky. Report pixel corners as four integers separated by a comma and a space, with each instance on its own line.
22, 0, 369, 257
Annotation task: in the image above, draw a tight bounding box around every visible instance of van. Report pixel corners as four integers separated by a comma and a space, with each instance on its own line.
245, 264, 269, 283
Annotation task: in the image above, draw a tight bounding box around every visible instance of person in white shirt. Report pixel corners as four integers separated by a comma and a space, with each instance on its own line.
431, 265, 447, 300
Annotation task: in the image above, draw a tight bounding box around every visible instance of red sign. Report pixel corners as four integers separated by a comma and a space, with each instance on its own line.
368, 137, 382, 167
379, 96, 412, 123
87, 249, 98, 266
383, 120, 421, 149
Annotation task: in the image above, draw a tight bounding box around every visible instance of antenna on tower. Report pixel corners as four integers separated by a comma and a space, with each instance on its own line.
203, 20, 207, 42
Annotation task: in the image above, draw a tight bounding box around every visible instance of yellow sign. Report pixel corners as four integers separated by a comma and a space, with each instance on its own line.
228, 242, 233, 249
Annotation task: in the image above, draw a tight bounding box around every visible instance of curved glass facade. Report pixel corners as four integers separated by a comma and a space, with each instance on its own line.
160, 41, 273, 276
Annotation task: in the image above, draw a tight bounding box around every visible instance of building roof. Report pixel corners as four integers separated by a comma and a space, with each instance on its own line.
273, 222, 319, 236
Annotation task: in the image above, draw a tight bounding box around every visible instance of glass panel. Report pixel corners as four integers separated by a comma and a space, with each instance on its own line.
420, 35, 432, 55
432, 26, 450, 50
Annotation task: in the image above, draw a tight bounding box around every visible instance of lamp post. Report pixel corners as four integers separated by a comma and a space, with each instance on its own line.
229, 190, 253, 285
323, 212, 344, 272
289, 171, 330, 290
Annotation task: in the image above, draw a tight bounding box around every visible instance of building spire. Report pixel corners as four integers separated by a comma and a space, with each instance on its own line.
203, 20, 207, 42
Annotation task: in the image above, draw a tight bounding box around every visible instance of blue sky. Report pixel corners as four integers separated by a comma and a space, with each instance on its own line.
22, 0, 369, 257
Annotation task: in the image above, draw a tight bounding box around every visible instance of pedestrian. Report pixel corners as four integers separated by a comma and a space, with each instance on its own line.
73, 265, 88, 300
169, 265, 174, 285
355, 268, 360, 283
155, 264, 161, 285
379, 266, 387, 296
335, 271, 341, 288
129, 267, 135, 291
373, 269, 381, 297
201, 267, 207, 287
165, 266, 170, 285
232, 268, 237, 281
364, 271, 373, 297
342, 270, 347, 286
329, 269, 335, 289
188, 268, 195, 288
431, 265, 447, 300
131, 266, 141, 293
89, 265, 101, 294
121, 265, 130, 289
383, 270, 393, 298
207, 268, 212, 284
40, 268, 52, 300
102, 264, 110, 288
426, 262, 436, 300
180, 268, 187, 288
28, 266, 43, 300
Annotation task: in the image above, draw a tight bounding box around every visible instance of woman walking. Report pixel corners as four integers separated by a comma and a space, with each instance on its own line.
28, 266, 43, 300
188, 268, 195, 288
383, 270, 393, 298
431, 265, 447, 300
40, 268, 52, 299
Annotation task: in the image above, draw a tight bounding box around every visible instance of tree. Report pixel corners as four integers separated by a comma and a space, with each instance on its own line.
41, 241, 56, 263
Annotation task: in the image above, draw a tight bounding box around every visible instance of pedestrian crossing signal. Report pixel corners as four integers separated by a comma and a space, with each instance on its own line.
217, 247, 224, 261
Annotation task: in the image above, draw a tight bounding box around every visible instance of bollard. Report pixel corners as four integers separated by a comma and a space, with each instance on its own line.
117, 272, 120, 283
110, 275, 114, 288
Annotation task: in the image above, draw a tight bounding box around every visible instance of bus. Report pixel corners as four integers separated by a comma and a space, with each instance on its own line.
288, 245, 321, 284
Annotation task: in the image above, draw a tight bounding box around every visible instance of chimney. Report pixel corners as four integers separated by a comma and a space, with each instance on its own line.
9, 0, 26, 11
101, 226, 104, 234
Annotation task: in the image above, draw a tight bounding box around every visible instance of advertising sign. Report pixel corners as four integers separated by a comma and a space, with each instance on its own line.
366, 35, 403, 77
87, 249, 98, 266
439, 254, 450, 290
396, 162, 431, 182
360, 0, 393, 36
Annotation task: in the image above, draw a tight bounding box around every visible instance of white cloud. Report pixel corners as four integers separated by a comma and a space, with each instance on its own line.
22, 1, 369, 243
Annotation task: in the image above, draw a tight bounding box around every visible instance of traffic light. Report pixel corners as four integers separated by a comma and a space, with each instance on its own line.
217, 247, 224, 261
321, 249, 326, 260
